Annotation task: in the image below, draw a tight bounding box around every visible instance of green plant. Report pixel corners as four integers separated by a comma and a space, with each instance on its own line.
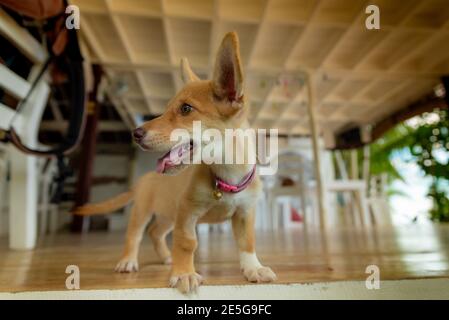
428, 183, 449, 222
408, 108, 449, 222
345, 107, 449, 222
369, 124, 413, 182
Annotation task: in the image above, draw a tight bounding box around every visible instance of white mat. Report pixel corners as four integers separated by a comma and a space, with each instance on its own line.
2, 279, 449, 300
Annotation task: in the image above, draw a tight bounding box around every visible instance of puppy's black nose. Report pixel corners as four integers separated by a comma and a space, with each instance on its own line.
133, 127, 146, 141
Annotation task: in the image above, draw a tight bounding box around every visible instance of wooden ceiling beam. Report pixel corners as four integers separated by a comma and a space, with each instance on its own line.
317, 0, 370, 70
351, 0, 427, 72
106, 0, 152, 115
246, 0, 270, 69
91, 58, 445, 80
390, 20, 449, 72
372, 96, 447, 142
74, 0, 449, 136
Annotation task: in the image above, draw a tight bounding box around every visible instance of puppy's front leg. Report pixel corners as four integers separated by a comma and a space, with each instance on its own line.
232, 208, 277, 283
169, 213, 203, 293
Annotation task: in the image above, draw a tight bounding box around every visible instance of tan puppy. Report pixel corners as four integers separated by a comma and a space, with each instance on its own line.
74, 32, 277, 293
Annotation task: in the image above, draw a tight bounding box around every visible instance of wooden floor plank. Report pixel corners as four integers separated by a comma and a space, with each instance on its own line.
1, 224, 449, 292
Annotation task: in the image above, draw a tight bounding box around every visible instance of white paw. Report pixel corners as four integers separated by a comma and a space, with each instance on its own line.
115, 259, 139, 273
242, 266, 277, 283
163, 256, 172, 265
169, 272, 203, 293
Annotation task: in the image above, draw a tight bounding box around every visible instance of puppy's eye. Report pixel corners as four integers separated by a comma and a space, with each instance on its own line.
180, 103, 193, 116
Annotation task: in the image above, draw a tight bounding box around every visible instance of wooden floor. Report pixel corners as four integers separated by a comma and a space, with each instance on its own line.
1, 224, 449, 292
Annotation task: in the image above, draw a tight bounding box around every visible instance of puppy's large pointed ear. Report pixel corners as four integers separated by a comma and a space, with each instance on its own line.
180, 57, 200, 83
212, 32, 244, 105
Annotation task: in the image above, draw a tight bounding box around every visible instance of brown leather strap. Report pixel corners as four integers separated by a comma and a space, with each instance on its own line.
0, 0, 64, 19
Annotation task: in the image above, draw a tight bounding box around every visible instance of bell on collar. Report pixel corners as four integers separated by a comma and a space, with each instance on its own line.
213, 189, 223, 200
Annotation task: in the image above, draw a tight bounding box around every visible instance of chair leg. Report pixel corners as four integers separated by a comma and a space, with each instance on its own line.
362, 190, 375, 226
39, 175, 50, 236
309, 194, 317, 227
0, 158, 7, 233
282, 200, 291, 229
354, 190, 368, 228
8, 78, 49, 249
343, 192, 356, 227
9, 147, 38, 249
299, 191, 307, 229
271, 197, 279, 230
49, 205, 59, 234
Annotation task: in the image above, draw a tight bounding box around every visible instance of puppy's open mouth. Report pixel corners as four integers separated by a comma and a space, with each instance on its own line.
156, 140, 195, 174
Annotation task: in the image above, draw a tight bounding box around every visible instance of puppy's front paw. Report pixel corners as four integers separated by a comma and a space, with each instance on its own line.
163, 256, 172, 265
169, 272, 203, 293
243, 266, 277, 283
115, 259, 139, 273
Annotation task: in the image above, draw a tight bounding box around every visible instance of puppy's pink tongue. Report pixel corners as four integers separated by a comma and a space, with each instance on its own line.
156, 158, 168, 173
156, 144, 188, 173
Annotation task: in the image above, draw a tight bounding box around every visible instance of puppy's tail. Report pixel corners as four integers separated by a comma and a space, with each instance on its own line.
72, 191, 133, 216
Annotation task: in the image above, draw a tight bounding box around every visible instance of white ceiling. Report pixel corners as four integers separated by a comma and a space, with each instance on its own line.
72, 0, 449, 135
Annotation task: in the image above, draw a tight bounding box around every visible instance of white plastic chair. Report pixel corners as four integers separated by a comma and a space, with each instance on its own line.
266, 153, 312, 230
37, 158, 60, 235
325, 179, 371, 227
367, 174, 391, 226
0, 145, 8, 233
0, 9, 50, 249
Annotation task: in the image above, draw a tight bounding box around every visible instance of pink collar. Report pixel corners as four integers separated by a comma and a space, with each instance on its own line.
214, 165, 256, 193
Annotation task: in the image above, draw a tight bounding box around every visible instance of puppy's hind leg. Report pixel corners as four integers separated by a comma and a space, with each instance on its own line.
115, 205, 153, 273
148, 215, 174, 265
